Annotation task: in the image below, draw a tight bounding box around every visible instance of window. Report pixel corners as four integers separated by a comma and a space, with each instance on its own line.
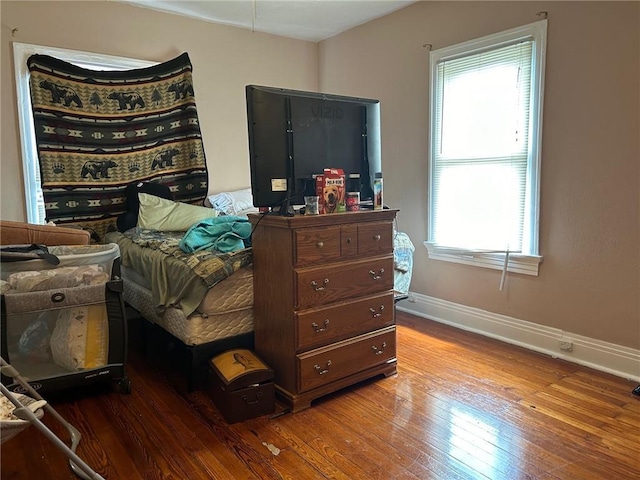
13, 42, 155, 224
426, 20, 547, 276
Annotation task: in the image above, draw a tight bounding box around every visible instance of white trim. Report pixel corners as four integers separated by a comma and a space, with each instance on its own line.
397, 292, 640, 383
424, 241, 542, 276
12, 42, 156, 223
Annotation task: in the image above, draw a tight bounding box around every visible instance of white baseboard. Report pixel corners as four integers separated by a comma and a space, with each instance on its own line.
397, 292, 640, 383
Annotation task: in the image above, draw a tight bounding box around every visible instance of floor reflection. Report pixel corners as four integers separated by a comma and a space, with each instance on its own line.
448, 406, 500, 477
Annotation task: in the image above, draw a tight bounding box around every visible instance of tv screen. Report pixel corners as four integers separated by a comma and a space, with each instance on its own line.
246, 85, 381, 211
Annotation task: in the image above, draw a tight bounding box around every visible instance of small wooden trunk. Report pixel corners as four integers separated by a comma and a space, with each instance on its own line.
208, 349, 275, 424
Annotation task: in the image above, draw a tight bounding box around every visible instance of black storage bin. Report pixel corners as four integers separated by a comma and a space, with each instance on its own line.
0, 244, 130, 395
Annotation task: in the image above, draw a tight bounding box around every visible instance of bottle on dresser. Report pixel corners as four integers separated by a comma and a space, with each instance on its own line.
373, 172, 383, 210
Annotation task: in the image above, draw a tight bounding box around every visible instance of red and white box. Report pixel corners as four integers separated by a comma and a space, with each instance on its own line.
316, 168, 345, 214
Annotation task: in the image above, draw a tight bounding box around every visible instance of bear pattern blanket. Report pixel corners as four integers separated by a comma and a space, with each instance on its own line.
27, 52, 208, 241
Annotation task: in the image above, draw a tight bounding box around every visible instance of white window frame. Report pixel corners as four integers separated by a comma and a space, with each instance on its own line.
13, 42, 156, 224
425, 20, 547, 276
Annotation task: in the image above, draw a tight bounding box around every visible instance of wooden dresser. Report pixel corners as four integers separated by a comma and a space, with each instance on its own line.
249, 209, 398, 412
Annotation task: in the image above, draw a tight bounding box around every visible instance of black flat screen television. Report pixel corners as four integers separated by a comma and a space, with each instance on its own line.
246, 84, 381, 212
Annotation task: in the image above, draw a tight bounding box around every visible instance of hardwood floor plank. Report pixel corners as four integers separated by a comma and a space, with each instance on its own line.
0, 425, 50, 480
230, 420, 333, 479
126, 356, 280, 479
100, 390, 205, 479
353, 381, 558, 480
331, 388, 501, 479
272, 407, 377, 479
320, 393, 449, 479
288, 403, 412, 479
615, 413, 640, 429
67, 398, 147, 480
2, 312, 639, 479
268, 411, 375, 480
396, 314, 640, 479
397, 327, 561, 406
191, 449, 242, 480
372, 378, 567, 479
517, 396, 640, 472
530, 388, 640, 450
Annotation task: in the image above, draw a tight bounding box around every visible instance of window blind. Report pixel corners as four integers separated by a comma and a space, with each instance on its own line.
432, 40, 533, 252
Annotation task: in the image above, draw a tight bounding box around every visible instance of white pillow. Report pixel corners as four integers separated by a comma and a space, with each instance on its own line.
207, 188, 256, 215
137, 193, 217, 231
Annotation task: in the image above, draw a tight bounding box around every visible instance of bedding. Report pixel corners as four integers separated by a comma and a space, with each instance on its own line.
117, 182, 173, 232
137, 193, 218, 232
179, 216, 252, 253
105, 228, 252, 317
206, 188, 256, 216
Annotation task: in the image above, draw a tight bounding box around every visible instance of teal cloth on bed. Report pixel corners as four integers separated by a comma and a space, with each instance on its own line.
179, 216, 251, 253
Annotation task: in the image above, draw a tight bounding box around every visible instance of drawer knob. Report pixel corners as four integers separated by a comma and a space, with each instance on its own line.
316, 241, 324, 248
368, 268, 385, 280
371, 342, 387, 355
311, 319, 330, 333
314, 360, 332, 375
369, 305, 385, 318
311, 279, 329, 291
373, 234, 381, 241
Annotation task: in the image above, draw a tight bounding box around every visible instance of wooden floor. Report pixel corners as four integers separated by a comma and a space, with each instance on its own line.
2, 311, 639, 479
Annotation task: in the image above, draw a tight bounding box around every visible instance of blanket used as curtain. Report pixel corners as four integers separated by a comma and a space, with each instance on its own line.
27, 52, 208, 241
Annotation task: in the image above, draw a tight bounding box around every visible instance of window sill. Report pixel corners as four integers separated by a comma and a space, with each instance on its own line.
423, 242, 542, 276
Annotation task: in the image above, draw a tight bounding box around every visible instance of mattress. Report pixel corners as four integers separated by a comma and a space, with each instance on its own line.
122, 265, 253, 346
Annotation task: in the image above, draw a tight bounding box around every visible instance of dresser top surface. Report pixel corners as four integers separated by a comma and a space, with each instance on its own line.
248, 209, 398, 228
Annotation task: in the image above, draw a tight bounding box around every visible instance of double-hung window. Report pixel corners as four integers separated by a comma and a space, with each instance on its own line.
13, 42, 155, 224
426, 20, 547, 276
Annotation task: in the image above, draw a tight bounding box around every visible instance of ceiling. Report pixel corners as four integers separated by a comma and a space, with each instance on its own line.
119, 0, 416, 42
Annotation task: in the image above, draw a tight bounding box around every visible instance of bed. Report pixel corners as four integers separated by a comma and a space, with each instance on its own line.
26, 52, 258, 389
104, 189, 258, 390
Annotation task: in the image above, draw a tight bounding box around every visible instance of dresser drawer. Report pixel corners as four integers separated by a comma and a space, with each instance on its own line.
294, 221, 393, 266
294, 226, 342, 266
296, 292, 394, 351
297, 326, 396, 392
295, 256, 393, 308
358, 221, 393, 256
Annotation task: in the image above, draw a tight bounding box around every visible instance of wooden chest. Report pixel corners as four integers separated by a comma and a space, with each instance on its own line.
249, 209, 398, 412
208, 349, 274, 424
